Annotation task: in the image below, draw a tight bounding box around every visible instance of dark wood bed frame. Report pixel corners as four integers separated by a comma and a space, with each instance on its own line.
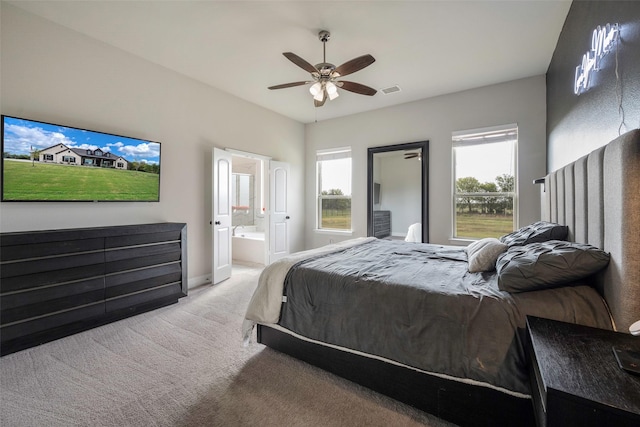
258, 324, 533, 426
256, 129, 640, 427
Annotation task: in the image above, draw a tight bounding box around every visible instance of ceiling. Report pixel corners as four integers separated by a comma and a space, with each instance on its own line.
7, 1, 572, 124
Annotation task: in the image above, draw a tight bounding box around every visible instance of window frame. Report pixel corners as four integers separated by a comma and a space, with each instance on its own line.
451, 124, 518, 241
316, 147, 352, 232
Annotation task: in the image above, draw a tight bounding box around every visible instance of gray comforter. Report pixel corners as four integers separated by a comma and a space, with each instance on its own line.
277, 239, 612, 395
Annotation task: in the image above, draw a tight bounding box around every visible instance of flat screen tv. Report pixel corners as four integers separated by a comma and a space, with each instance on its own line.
1, 115, 161, 202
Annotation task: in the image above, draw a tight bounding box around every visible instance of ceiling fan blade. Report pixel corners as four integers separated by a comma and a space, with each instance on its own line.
268, 81, 310, 90
337, 81, 377, 96
283, 52, 319, 74
334, 54, 375, 77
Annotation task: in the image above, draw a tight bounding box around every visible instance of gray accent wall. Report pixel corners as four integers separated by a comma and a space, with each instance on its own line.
547, 0, 640, 171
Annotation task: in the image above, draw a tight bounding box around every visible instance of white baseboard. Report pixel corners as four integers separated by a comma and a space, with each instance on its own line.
188, 275, 211, 289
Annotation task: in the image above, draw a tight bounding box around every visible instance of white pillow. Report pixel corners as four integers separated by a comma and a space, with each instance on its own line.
466, 238, 508, 273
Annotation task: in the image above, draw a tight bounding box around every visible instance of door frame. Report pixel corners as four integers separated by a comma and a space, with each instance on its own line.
226, 149, 272, 265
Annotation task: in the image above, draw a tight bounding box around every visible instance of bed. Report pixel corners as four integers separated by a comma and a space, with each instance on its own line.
243, 129, 640, 427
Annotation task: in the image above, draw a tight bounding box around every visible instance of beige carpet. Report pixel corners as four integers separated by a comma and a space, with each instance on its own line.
0, 263, 456, 427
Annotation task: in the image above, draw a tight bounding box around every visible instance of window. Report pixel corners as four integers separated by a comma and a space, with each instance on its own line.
452, 124, 517, 239
117, 162, 124, 168
43, 154, 53, 161
317, 147, 352, 231
62, 155, 76, 163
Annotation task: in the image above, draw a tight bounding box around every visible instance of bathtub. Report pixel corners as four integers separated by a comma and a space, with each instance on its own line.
235, 231, 264, 240
232, 227, 265, 265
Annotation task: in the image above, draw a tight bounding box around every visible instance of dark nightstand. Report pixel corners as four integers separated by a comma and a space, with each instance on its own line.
526, 316, 640, 427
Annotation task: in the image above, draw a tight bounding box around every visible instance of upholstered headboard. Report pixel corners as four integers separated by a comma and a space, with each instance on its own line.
542, 129, 640, 332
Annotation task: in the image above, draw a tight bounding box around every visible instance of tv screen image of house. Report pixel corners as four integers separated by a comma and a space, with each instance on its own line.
1, 115, 161, 202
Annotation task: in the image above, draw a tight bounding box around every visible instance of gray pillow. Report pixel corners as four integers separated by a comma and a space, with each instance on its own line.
499, 221, 568, 247
466, 238, 508, 273
496, 240, 610, 292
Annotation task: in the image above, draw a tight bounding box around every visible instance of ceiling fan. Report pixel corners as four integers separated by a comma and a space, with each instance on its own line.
404, 151, 422, 160
268, 30, 377, 107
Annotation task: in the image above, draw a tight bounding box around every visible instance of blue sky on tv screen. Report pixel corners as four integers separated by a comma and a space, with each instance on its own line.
2, 116, 160, 164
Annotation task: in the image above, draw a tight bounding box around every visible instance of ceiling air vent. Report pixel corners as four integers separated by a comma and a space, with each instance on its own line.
381, 85, 401, 95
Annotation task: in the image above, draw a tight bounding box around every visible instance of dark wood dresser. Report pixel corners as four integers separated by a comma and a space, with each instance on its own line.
526, 316, 640, 427
373, 210, 391, 239
0, 222, 187, 356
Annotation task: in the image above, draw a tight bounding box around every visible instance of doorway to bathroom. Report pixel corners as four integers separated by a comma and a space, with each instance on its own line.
230, 154, 266, 265
211, 148, 290, 284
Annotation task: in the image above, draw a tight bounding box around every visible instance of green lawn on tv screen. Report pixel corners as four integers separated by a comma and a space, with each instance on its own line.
2, 160, 159, 201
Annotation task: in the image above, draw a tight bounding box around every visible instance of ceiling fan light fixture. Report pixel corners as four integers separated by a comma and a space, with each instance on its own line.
326, 82, 339, 100
309, 82, 322, 97
311, 83, 325, 102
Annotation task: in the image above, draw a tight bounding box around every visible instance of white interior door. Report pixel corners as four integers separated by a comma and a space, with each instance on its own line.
269, 161, 290, 264
212, 148, 232, 283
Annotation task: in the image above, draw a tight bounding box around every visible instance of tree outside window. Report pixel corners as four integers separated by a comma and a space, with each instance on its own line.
452, 125, 517, 239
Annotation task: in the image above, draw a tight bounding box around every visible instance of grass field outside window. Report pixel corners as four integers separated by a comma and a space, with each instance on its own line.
320, 208, 351, 230
455, 212, 514, 239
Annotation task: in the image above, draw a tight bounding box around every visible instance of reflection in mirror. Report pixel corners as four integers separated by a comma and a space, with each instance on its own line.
367, 141, 429, 242
232, 173, 254, 227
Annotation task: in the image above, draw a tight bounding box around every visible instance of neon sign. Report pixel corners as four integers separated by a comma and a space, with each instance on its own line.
574, 23, 619, 95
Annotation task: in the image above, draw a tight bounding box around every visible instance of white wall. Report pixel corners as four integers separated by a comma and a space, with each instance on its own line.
305, 76, 547, 248
0, 4, 305, 285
